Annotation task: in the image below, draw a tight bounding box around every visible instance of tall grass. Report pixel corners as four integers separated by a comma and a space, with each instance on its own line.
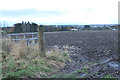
2, 38, 71, 78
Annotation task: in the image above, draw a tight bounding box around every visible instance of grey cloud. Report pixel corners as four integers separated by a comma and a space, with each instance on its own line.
0, 9, 68, 18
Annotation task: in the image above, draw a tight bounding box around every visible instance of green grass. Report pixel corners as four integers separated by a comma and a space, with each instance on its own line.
48, 73, 64, 78
101, 74, 118, 79
2, 45, 71, 78
2, 39, 118, 79
104, 74, 112, 78
2, 56, 57, 78
81, 68, 89, 73
64, 72, 76, 78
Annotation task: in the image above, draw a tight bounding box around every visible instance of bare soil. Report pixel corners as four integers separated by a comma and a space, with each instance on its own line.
44, 30, 119, 78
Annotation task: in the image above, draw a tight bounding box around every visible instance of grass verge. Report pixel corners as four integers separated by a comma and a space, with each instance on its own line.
2, 39, 71, 78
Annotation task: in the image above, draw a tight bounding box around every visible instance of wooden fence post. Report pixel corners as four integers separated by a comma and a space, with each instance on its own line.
38, 25, 46, 57
8, 34, 11, 40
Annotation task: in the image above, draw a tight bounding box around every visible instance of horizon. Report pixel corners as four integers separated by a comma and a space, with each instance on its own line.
0, 22, 117, 28
0, 21, 118, 27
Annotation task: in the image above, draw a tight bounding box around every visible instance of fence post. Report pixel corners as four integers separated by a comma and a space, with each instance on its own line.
8, 34, 11, 40
24, 34, 26, 45
26, 40, 29, 47
38, 25, 46, 57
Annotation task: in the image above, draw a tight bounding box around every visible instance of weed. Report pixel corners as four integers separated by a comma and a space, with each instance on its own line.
76, 70, 81, 73
104, 74, 113, 78
81, 68, 89, 73
64, 72, 75, 78
2, 39, 71, 78
100, 74, 118, 80
48, 73, 64, 78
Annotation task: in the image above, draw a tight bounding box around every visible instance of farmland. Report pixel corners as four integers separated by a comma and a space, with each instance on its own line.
2, 30, 119, 78
44, 30, 118, 78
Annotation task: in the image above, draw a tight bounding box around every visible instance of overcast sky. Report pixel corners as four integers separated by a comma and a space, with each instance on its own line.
0, 0, 119, 26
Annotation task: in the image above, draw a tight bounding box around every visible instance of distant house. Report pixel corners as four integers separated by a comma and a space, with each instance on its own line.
70, 29, 78, 31
2, 27, 14, 33
112, 29, 117, 30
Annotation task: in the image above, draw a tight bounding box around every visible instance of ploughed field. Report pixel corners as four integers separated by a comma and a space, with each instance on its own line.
44, 30, 119, 78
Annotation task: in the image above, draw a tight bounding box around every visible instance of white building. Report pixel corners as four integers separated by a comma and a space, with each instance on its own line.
70, 29, 78, 31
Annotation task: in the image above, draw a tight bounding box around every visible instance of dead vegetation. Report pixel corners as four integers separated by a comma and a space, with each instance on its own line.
2, 38, 71, 78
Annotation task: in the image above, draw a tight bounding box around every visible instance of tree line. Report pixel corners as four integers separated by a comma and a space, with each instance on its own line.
1, 22, 118, 34
2, 22, 77, 33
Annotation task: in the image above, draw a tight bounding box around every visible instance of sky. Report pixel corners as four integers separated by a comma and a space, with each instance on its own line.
0, 0, 119, 27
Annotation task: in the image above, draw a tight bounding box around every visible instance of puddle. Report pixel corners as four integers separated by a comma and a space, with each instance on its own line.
100, 58, 112, 64
108, 61, 118, 68
80, 73, 88, 78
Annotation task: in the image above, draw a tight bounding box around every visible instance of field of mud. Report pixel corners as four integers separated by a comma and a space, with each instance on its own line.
44, 30, 119, 78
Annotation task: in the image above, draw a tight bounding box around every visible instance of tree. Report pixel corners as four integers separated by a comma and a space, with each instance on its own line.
10, 27, 14, 33
14, 23, 22, 33
84, 25, 91, 30
49, 25, 53, 32
30, 23, 37, 32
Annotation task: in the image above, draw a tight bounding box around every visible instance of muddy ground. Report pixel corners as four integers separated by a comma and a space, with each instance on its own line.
44, 30, 119, 78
